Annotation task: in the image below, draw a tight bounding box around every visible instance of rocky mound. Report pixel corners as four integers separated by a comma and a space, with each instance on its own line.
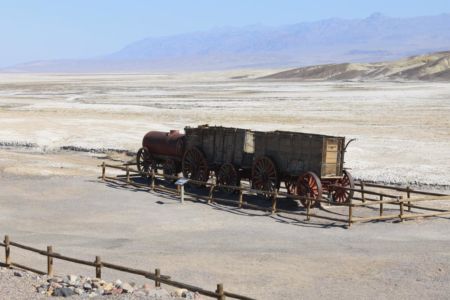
261, 51, 450, 81
0, 267, 199, 299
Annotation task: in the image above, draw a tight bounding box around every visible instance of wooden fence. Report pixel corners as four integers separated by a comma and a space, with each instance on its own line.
0, 235, 253, 300
100, 162, 450, 228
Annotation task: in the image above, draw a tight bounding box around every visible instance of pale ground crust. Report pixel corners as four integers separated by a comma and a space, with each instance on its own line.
0, 72, 449, 185
0, 72, 449, 299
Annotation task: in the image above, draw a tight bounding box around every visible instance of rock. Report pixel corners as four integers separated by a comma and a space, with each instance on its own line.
74, 288, 84, 295
194, 292, 203, 300
55, 277, 64, 283
103, 282, 114, 291
83, 283, 92, 290
88, 292, 98, 298
92, 281, 102, 289
111, 288, 123, 295
114, 279, 123, 288
53, 287, 75, 297
13, 271, 23, 277
50, 282, 62, 289
37, 287, 46, 294
174, 288, 189, 297
122, 282, 134, 293
97, 288, 104, 295
143, 283, 153, 291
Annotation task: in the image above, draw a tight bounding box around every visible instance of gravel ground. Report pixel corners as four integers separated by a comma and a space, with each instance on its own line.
0, 267, 48, 300
0, 267, 196, 299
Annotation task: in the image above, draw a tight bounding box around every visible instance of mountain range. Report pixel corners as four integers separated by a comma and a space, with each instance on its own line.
261, 51, 450, 81
3, 13, 450, 73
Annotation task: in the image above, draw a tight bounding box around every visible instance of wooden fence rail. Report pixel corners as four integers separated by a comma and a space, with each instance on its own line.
0, 235, 254, 300
100, 163, 450, 227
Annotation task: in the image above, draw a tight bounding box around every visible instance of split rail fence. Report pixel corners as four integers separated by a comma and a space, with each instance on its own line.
100, 162, 450, 227
0, 235, 253, 300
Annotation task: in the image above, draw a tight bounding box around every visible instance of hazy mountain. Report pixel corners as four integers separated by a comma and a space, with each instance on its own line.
261, 51, 450, 81
4, 13, 450, 72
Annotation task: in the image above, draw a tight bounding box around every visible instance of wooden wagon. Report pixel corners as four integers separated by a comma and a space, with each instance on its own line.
181, 125, 354, 205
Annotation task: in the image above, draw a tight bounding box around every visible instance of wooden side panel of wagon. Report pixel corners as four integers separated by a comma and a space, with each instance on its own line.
184, 126, 249, 168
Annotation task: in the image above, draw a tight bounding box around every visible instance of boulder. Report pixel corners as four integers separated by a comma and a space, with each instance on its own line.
53, 287, 75, 297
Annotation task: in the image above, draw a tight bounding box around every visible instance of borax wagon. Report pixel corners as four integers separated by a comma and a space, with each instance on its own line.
136, 125, 355, 207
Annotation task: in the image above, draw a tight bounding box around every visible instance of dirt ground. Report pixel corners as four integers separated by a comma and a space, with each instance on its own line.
0, 173, 449, 299
0, 72, 449, 299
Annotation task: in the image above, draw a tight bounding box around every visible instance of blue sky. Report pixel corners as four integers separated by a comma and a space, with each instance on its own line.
0, 0, 449, 67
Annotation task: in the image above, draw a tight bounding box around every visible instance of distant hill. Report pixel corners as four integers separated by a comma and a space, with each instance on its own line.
3, 13, 450, 73
261, 51, 450, 81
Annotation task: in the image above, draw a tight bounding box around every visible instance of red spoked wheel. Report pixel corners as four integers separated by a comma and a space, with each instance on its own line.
296, 172, 323, 208
251, 156, 279, 196
182, 147, 209, 184
285, 177, 297, 194
216, 163, 240, 194
136, 147, 153, 176
331, 170, 354, 203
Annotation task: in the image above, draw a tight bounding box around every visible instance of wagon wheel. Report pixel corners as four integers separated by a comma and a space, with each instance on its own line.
182, 147, 209, 184
136, 147, 153, 176
296, 172, 323, 208
251, 156, 279, 197
217, 163, 240, 194
285, 177, 297, 194
331, 170, 354, 203
162, 159, 177, 181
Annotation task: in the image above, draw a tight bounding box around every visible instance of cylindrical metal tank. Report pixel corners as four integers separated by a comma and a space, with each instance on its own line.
142, 130, 185, 157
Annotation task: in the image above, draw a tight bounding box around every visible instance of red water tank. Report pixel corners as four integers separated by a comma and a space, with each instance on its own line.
142, 130, 185, 157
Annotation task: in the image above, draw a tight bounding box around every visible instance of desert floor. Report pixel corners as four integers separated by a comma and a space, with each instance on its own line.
0, 72, 449, 299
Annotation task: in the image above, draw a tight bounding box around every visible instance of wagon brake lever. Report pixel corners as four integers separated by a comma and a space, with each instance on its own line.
344, 138, 357, 151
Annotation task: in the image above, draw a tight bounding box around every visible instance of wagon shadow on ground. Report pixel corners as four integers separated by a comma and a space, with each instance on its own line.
97, 177, 347, 229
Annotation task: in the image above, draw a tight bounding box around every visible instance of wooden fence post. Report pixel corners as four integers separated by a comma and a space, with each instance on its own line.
216, 283, 225, 300
399, 196, 404, 222
238, 189, 243, 208
406, 186, 411, 212
101, 162, 106, 180
155, 268, 161, 287
180, 185, 185, 204
151, 169, 156, 191
208, 185, 215, 204
47, 246, 54, 277
379, 195, 384, 217
360, 181, 365, 203
271, 191, 278, 214
306, 199, 311, 221
95, 256, 102, 279
4, 235, 10, 267
348, 198, 353, 228
126, 166, 130, 184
